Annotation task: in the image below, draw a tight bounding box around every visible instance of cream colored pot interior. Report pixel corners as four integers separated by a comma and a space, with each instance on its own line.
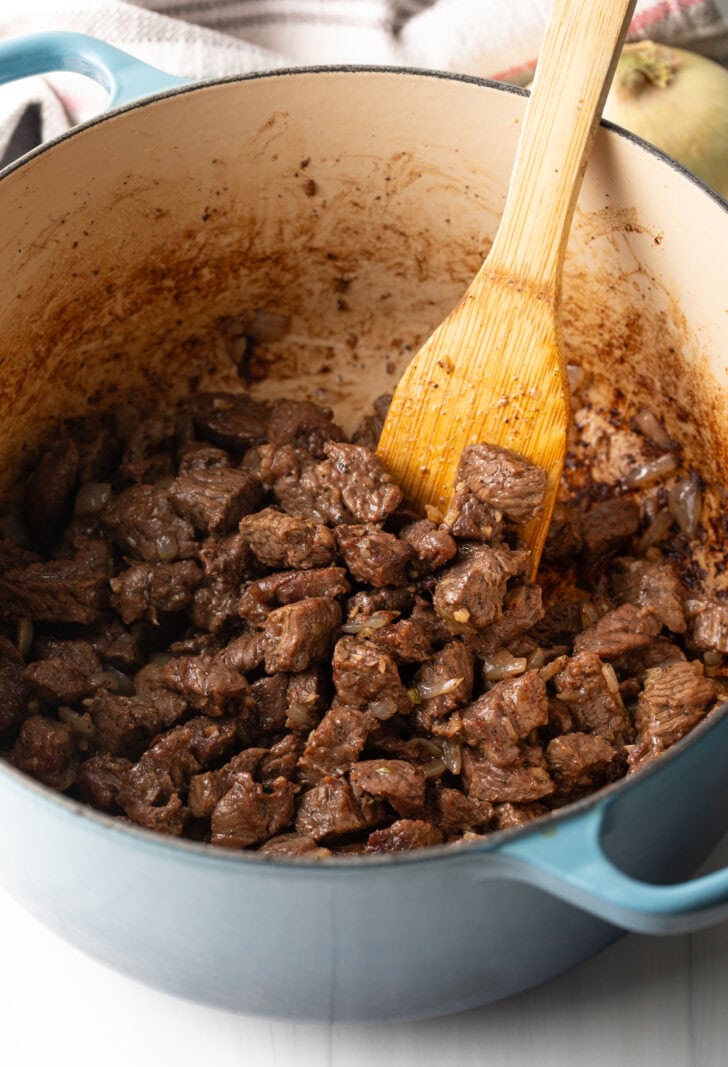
1, 71, 727, 578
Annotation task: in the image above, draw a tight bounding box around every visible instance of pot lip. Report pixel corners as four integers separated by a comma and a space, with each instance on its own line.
1, 62, 727, 871
2, 695, 727, 872
0, 62, 726, 213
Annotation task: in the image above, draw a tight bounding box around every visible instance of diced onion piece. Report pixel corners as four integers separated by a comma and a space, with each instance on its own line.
625, 452, 679, 488
639, 508, 674, 550
579, 602, 601, 628
58, 706, 95, 737
74, 482, 112, 516
703, 651, 723, 667
566, 363, 585, 394
601, 663, 620, 694
342, 610, 400, 634
286, 702, 319, 730
632, 407, 673, 449
247, 310, 291, 342
441, 738, 462, 775
669, 471, 702, 537
157, 535, 179, 562
369, 697, 400, 721
526, 647, 546, 670
16, 618, 33, 659
482, 649, 527, 681
417, 676, 464, 700
539, 655, 569, 682
90, 668, 135, 695
422, 757, 447, 779
150, 652, 174, 667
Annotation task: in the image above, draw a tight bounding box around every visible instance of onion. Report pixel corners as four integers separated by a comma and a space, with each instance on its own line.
369, 697, 400, 721
58, 706, 95, 737
579, 601, 601, 629
632, 408, 673, 450
441, 739, 462, 775
639, 508, 674, 550
601, 663, 621, 695
90, 669, 135, 695
669, 471, 702, 537
157, 534, 179, 562
342, 610, 400, 634
603, 42, 728, 199
624, 452, 678, 488
247, 310, 291, 343
16, 618, 33, 659
286, 702, 319, 730
74, 482, 112, 516
482, 650, 527, 682
417, 676, 464, 700
421, 757, 447, 780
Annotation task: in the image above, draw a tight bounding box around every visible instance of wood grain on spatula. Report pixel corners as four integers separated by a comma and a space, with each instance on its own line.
377, 0, 637, 576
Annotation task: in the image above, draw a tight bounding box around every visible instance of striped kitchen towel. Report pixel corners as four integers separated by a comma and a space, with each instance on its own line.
2, 0, 728, 167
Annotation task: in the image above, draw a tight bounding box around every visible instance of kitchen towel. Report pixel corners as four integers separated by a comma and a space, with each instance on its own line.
2, 0, 728, 166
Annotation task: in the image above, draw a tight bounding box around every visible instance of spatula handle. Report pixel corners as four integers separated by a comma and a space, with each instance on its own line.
486, 0, 636, 295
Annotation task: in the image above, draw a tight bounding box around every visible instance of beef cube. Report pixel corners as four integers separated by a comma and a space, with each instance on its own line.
612, 558, 686, 634
398, 519, 457, 573
451, 671, 548, 758
471, 584, 544, 656
177, 441, 231, 474
573, 603, 662, 658
531, 598, 585, 646
367, 619, 433, 664
239, 567, 350, 623
689, 600, 728, 654
366, 819, 444, 854
211, 773, 296, 848
101, 484, 196, 563
630, 661, 718, 768
23, 643, 101, 704
199, 531, 254, 581
110, 560, 201, 624
168, 467, 262, 534
543, 502, 583, 561
615, 637, 686, 679
89, 680, 188, 759
218, 632, 267, 674
0, 555, 108, 625
188, 748, 267, 817
193, 392, 269, 452
295, 777, 384, 841
249, 674, 290, 735
298, 705, 373, 783
76, 754, 131, 813
23, 437, 79, 549
335, 525, 414, 586
162, 653, 250, 715
90, 621, 142, 672
442, 488, 502, 542
461, 744, 554, 804
240, 508, 335, 570
265, 444, 351, 525
262, 597, 341, 673
346, 587, 416, 620
169, 633, 223, 657
433, 544, 529, 630
265, 399, 345, 458
258, 735, 304, 786
192, 532, 255, 633
456, 444, 547, 524
412, 640, 474, 732
11, 715, 78, 790
545, 732, 620, 794
434, 787, 494, 835
554, 652, 633, 746
493, 802, 548, 830
119, 414, 177, 484
322, 441, 402, 523
285, 667, 331, 731
332, 636, 411, 717
351, 394, 391, 451
349, 759, 426, 818
258, 833, 332, 858
582, 498, 640, 557
0, 640, 28, 739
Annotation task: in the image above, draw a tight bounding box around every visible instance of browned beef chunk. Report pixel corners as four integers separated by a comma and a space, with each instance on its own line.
259, 735, 304, 785
554, 652, 633, 746
0, 639, 28, 739
119, 414, 176, 484
110, 560, 202, 625
630, 661, 718, 770
240, 508, 335, 570
543, 503, 583, 561
168, 468, 262, 535
689, 600, 728, 653
263, 597, 342, 673
574, 604, 662, 658
89, 621, 142, 672
346, 586, 416, 620
23, 639, 101, 705
193, 392, 269, 452
258, 833, 332, 858
0, 554, 109, 625
322, 441, 402, 523
582, 498, 640, 557
451, 671, 548, 756
188, 748, 267, 817
456, 444, 547, 524
24, 437, 79, 549
101, 485, 197, 563
547, 697, 574, 736
412, 640, 474, 732
335, 525, 414, 586
199, 531, 253, 581
0, 539, 39, 570
471, 584, 544, 656
265, 399, 345, 458
211, 773, 296, 848
295, 776, 384, 841
443, 488, 502, 542
162, 653, 249, 715
285, 667, 331, 731
531, 598, 584, 646
298, 705, 373, 784
11, 715, 78, 790
177, 441, 231, 474
366, 619, 433, 664
89, 681, 188, 759
612, 558, 686, 633
75, 754, 131, 812
217, 631, 266, 674
192, 532, 254, 633
545, 732, 619, 794
351, 394, 391, 451
349, 759, 426, 818
262, 444, 350, 525
432, 544, 529, 630
170, 633, 223, 657
248, 674, 289, 735
615, 637, 686, 679
239, 567, 350, 623
366, 819, 444, 854
398, 519, 457, 572
434, 787, 493, 835
462, 744, 554, 803
493, 802, 548, 830
332, 636, 410, 717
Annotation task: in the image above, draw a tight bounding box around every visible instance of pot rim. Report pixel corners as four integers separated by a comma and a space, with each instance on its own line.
1, 63, 727, 871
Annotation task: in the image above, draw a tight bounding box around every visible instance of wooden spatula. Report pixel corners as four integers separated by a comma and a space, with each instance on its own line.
377, 0, 637, 575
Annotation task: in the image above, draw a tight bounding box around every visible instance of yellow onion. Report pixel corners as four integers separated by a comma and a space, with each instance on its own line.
602, 41, 728, 198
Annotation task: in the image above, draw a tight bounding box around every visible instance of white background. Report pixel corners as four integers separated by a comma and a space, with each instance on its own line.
2, 837, 728, 1067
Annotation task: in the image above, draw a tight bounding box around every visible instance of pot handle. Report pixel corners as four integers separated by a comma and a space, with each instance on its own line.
492, 706, 728, 935
0, 31, 187, 109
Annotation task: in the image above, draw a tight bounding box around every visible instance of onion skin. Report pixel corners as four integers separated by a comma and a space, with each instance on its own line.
602, 42, 728, 198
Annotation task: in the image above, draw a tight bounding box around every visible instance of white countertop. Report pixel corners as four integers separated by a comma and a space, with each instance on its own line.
2, 840, 728, 1067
